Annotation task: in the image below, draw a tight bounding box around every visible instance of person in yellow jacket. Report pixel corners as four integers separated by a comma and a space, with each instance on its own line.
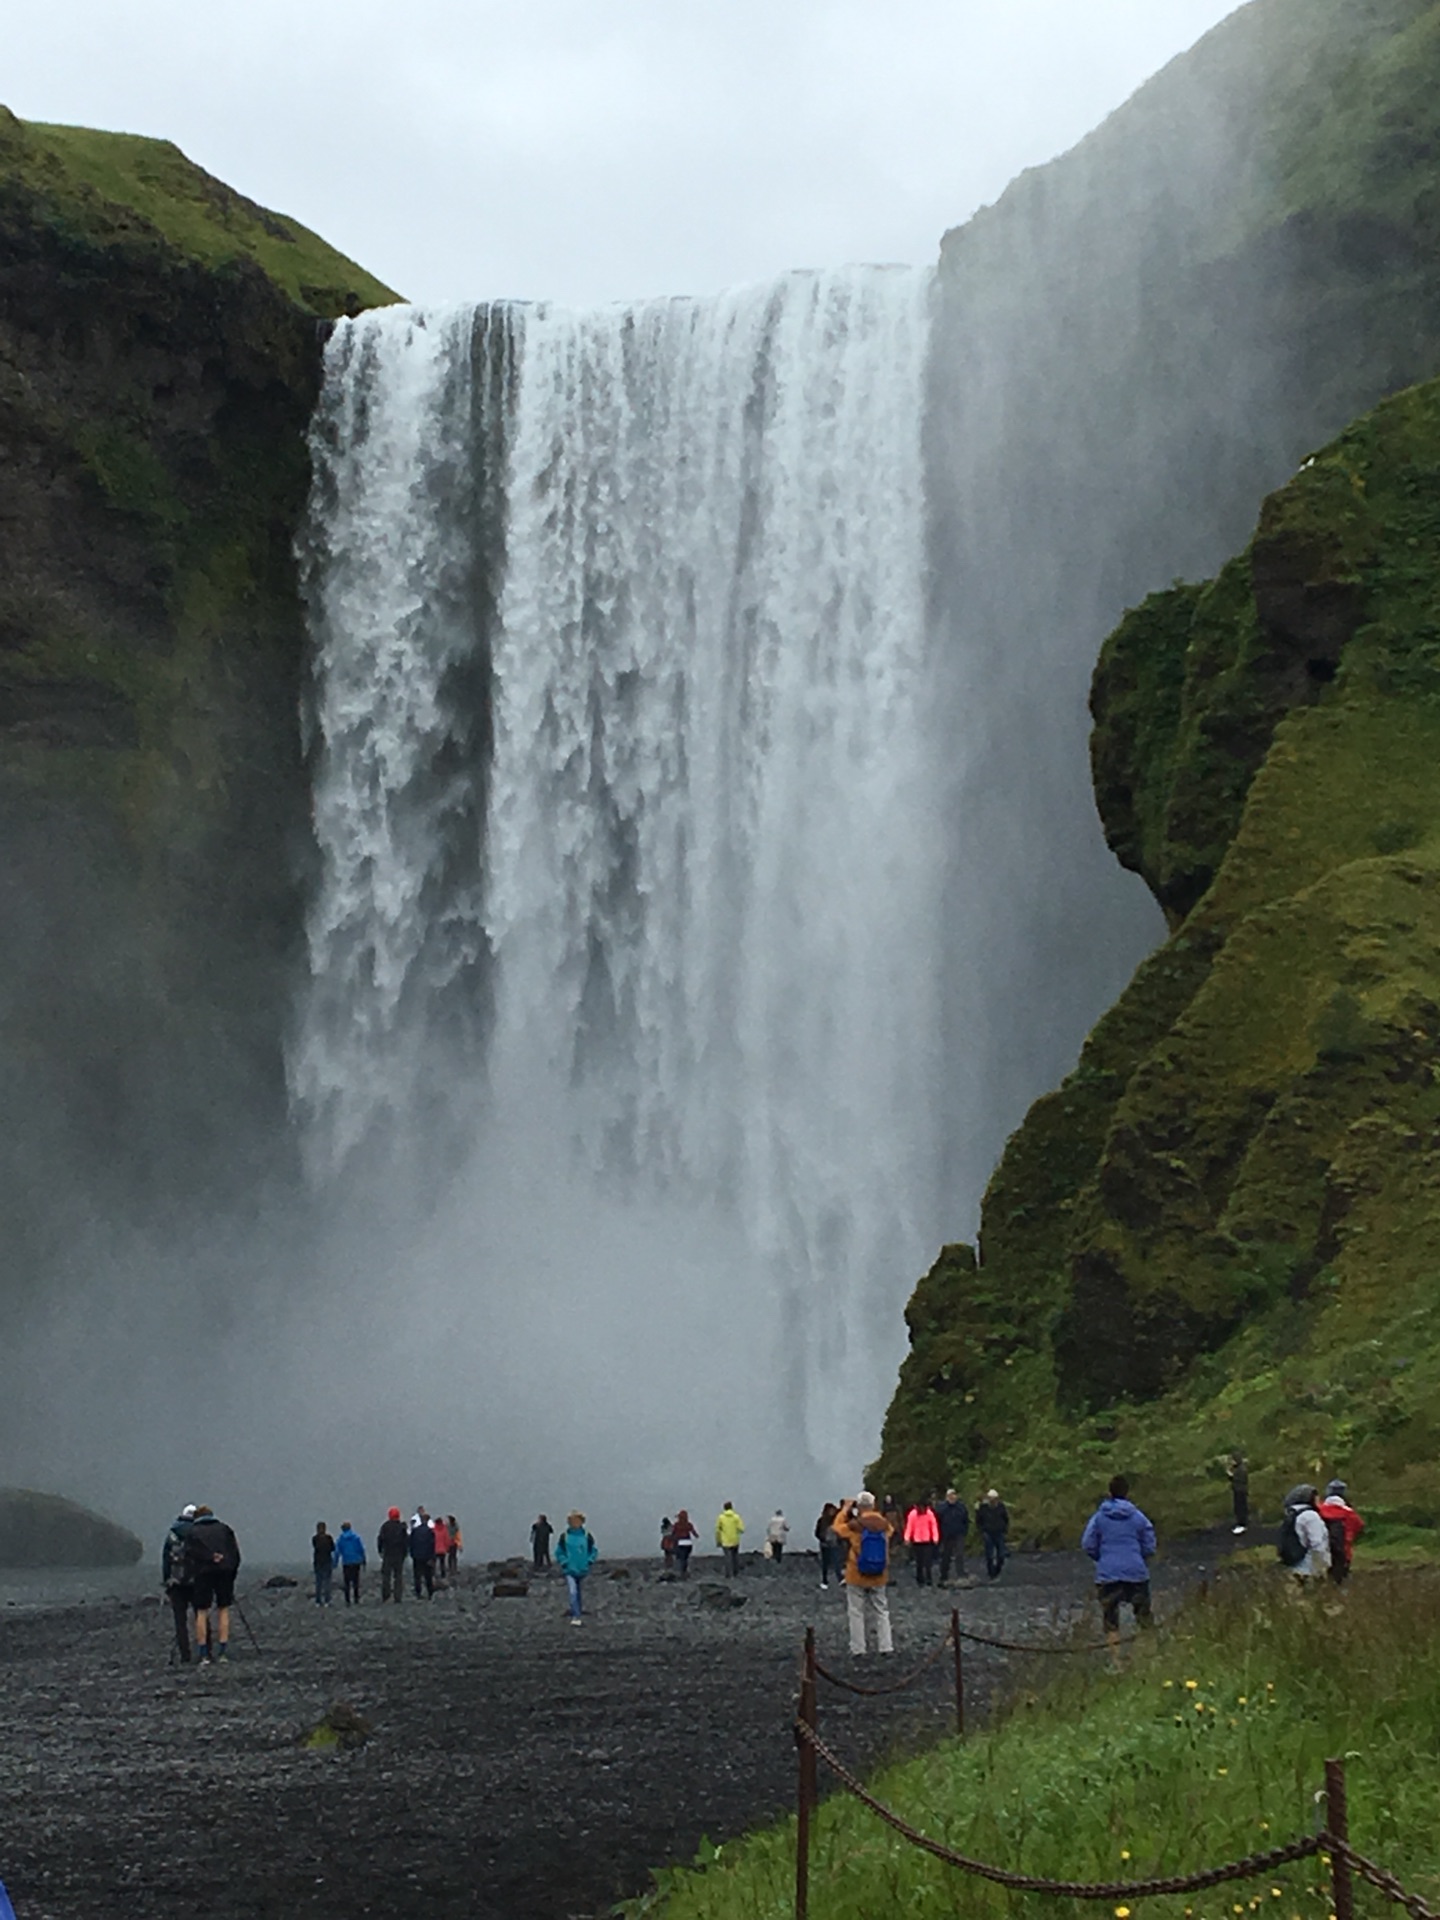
830, 1492, 896, 1656
715, 1501, 746, 1576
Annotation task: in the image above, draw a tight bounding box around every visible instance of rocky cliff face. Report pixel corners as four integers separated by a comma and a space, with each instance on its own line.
0, 110, 397, 1277
879, 0, 1440, 1532
880, 372, 1440, 1539
927, 0, 1440, 1202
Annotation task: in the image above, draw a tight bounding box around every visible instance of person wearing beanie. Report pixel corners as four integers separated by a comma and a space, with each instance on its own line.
160, 1503, 199, 1662
1081, 1474, 1157, 1649
554, 1511, 598, 1624
377, 1506, 408, 1603
1316, 1479, 1365, 1585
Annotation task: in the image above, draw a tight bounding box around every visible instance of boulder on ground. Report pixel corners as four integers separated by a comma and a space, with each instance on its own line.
0, 1487, 143, 1567
697, 1584, 747, 1610
264, 1574, 299, 1589
492, 1578, 529, 1598
302, 1700, 372, 1751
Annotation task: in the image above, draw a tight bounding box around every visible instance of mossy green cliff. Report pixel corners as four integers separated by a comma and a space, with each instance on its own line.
877, 373, 1440, 1541
0, 109, 397, 1256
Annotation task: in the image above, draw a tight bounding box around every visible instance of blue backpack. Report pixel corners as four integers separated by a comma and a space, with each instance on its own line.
856, 1526, 888, 1576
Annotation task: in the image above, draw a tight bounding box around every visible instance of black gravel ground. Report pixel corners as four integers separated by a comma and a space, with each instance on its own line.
0, 1545, 1218, 1919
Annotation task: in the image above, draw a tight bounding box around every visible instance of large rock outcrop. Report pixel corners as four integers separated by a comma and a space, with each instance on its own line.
877, 372, 1440, 1538
0, 1486, 143, 1566
0, 110, 397, 1284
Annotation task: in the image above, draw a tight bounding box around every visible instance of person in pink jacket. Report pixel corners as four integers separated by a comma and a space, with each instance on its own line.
903, 1495, 940, 1587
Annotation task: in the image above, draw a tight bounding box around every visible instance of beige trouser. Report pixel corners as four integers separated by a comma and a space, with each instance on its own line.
846, 1583, 893, 1655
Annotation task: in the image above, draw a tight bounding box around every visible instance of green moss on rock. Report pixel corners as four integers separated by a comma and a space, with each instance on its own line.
875, 372, 1440, 1535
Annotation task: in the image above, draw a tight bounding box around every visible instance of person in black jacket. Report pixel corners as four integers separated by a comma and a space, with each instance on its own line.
531, 1514, 553, 1571
161, 1504, 197, 1662
937, 1489, 969, 1586
976, 1489, 1009, 1580
187, 1506, 241, 1662
311, 1523, 335, 1607
377, 1507, 408, 1603
409, 1508, 437, 1598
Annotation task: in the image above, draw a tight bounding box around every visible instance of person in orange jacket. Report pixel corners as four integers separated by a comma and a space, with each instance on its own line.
830, 1492, 896, 1656
903, 1495, 940, 1586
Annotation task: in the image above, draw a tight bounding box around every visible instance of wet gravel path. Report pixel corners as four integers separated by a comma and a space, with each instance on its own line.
0, 1546, 1217, 1918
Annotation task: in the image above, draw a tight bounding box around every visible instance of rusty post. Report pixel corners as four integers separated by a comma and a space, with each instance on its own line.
795, 1626, 818, 1920
951, 1609, 965, 1736
1325, 1758, 1355, 1920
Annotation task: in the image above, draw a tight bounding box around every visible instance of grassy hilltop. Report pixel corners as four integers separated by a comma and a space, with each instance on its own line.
877, 371, 1440, 1545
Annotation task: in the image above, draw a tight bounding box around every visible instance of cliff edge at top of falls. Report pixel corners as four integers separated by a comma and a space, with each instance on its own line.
875, 367, 1440, 1543
0, 109, 397, 1263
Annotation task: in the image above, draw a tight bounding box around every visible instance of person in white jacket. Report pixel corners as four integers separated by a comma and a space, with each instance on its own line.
1284, 1485, 1331, 1582
765, 1510, 790, 1563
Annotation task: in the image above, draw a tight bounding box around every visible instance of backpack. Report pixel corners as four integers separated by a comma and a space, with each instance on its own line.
1277, 1510, 1306, 1567
856, 1526, 888, 1576
187, 1517, 240, 1575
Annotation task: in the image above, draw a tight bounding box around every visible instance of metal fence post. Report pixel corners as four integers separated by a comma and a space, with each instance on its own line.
796, 1626, 818, 1920
951, 1609, 965, 1736
1324, 1758, 1355, 1920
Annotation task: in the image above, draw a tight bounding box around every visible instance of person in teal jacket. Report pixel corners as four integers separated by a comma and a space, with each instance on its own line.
554, 1511, 597, 1624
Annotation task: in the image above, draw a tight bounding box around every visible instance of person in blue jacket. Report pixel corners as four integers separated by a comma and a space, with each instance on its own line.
334, 1521, 367, 1604
554, 1510, 598, 1625
1081, 1474, 1156, 1648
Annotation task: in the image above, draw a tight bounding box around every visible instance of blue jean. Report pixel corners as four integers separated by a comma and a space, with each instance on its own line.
983, 1533, 1006, 1578
819, 1542, 839, 1584
565, 1573, 585, 1619
314, 1566, 332, 1605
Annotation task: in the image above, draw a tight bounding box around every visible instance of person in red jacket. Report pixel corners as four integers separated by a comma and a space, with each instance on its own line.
903, 1496, 940, 1586
1316, 1479, 1365, 1585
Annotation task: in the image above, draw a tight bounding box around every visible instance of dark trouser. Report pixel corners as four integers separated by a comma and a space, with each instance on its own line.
533, 1547, 550, 1571
939, 1541, 965, 1583
1328, 1555, 1350, 1586
169, 1586, 193, 1661
1098, 1579, 1153, 1632
913, 1542, 935, 1585
770, 1543, 784, 1563
675, 1545, 692, 1579
723, 1545, 740, 1577
413, 1556, 435, 1597
314, 1565, 333, 1606
819, 1542, 839, 1584
447, 1548, 458, 1576
342, 1564, 362, 1604
381, 1555, 406, 1601
1232, 1486, 1249, 1528
983, 1533, 1006, 1578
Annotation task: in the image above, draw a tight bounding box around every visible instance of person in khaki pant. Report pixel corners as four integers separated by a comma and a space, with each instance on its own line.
830, 1493, 896, 1656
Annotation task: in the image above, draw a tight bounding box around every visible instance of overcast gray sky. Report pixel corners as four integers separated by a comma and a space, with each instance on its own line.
7, 1, 1244, 307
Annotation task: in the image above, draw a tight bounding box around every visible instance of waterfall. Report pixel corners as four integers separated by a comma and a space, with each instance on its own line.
295, 267, 940, 1488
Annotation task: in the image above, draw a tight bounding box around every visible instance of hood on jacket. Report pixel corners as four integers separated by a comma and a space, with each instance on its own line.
1284, 1484, 1318, 1511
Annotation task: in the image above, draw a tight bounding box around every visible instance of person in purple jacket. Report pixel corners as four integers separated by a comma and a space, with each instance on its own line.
1081, 1474, 1157, 1649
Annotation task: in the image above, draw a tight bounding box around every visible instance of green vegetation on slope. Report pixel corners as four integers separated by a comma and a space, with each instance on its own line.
877, 371, 1440, 1541
0, 106, 399, 315
632, 1572, 1440, 1918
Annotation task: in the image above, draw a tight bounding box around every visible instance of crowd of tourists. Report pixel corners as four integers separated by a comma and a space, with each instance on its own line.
159, 1471, 1364, 1664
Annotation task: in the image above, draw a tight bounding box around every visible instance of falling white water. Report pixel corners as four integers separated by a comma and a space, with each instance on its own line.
295, 268, 943, 1483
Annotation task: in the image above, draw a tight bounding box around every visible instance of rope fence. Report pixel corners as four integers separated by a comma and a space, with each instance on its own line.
791, 1612, 1435, 1920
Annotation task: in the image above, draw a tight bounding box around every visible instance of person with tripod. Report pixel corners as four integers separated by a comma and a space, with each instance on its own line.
187, 1506, 242, 1664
